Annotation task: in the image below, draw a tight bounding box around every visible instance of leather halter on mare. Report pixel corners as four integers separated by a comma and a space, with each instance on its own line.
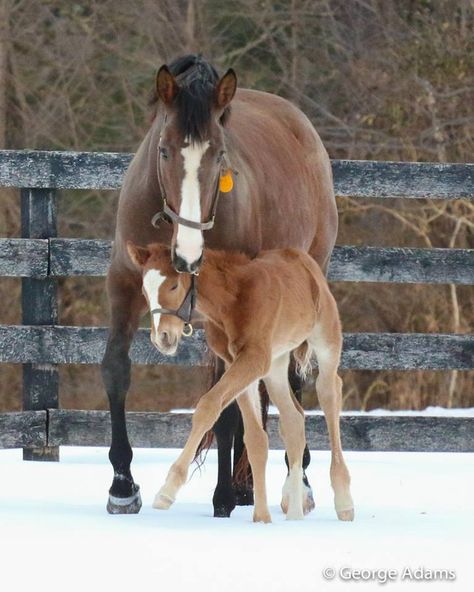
149, 274, 197, 337
151, 133, 227, 232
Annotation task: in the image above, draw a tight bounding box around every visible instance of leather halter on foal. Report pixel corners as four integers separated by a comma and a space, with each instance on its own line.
149, 274, 197, 337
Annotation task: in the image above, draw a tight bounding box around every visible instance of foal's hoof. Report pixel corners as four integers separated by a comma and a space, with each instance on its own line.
253, 510, 272, 524
337, 508, 355, 522
107, 486, 142, 515
153, 491, 175, 510
234, 483, 254, 506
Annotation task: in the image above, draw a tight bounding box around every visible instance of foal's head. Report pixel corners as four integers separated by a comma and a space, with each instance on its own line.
153, 55, 237, 274
127, 241, 192, 355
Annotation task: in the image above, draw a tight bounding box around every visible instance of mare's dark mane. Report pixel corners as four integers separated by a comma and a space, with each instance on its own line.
150, 54, 231, 142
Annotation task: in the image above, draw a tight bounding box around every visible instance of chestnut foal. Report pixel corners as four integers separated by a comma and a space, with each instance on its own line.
127, 241, 354, 522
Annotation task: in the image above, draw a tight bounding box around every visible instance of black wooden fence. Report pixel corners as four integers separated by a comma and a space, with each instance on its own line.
0, 150, 473, 457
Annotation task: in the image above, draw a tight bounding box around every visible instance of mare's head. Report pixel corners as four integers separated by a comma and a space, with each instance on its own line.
127, 241, 192, 355
152, 54, 237, 274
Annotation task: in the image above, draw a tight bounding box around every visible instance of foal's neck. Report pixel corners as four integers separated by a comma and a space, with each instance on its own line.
194, 250, 247, 325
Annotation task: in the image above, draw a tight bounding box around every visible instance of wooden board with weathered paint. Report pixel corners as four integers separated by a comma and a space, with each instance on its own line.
0, 150, 472, 199
47, 410, 474, 453
0, 238, 48, 277
48, 239, 474, 285
0, 325, 472, 369
0, 411, 47, 448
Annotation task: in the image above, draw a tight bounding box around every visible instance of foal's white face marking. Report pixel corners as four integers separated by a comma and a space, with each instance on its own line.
143, 269, 165, 335
175, 140, 210, 266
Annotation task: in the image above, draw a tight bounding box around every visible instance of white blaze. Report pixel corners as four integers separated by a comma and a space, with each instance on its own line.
143, 269, 165, 334
175, 140, 210, 265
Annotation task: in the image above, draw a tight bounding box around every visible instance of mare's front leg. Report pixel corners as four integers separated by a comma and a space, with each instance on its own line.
213, 397, 239, 517
154, 346, 270, 510
101, 267, 144, 514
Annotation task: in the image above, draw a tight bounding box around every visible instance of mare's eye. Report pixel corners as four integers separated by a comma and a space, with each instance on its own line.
160, 147, 169, 160
217, 150, 225, 164
171, 284, 178, 291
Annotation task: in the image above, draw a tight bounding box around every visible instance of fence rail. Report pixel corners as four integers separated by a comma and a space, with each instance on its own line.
1, 150, 473, 198
0, 150, 473, 457
1, 238, 474, 284
0, 410, 472, 453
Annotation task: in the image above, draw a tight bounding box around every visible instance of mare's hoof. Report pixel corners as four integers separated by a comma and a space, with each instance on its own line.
107, 486, 142, 515
337, 508, 355, 522
234, 484, 254, 506
213, 486, 236, 517
213, 504, 233, 518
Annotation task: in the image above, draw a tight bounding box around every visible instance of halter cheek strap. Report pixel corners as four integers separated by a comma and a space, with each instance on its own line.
151, 132, 234, 232
149, 274, 197, 336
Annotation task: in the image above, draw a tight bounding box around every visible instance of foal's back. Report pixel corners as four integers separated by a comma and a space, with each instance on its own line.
215, 248, 333, 354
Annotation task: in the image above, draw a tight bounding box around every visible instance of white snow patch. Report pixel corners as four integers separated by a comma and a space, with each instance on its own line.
0, 447, 472, 592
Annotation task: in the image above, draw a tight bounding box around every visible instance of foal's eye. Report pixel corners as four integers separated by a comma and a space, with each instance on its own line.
171, 284, 178, 291
160, 147, 169, 160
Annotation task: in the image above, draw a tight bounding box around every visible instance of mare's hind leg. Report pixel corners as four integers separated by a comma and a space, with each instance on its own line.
236, 383, 270, 523
287, 355, 315, 513
312, 334, 354, 521
265, 354, 306, 519
101, 266, 144, 514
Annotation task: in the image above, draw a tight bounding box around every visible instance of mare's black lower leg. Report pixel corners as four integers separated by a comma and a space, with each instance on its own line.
211, 357, 239, 517
287, 355, 314, 507
232, 409, 254, 506
101, 275, 142, 514
213, 402, 239, 517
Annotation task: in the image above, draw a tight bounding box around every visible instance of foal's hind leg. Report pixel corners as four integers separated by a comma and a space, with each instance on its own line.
265, 354, 307, 520
312, 338, 354, 521
101, 266, 144, 514
236, 384, 270, 523
287, 355, 315, 513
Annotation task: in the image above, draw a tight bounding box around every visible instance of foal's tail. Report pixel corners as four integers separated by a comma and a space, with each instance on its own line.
293, 340, 316, 380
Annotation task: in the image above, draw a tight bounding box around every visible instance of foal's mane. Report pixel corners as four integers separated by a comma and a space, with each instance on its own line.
149, 54, 231, 142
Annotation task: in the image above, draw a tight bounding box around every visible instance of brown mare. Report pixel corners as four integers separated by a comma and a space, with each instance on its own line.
101, 55, 337, 516
126, 242, 354, 522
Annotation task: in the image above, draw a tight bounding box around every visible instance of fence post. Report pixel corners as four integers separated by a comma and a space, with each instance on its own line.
21, 188, 59, 461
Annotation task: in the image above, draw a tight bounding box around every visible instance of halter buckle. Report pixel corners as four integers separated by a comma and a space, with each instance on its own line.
182, 323, 193, 337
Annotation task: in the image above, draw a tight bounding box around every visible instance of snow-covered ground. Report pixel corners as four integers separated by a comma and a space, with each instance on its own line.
1, 446, 472, 592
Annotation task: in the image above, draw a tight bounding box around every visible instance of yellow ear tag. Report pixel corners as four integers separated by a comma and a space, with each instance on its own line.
219, 169, 233, 193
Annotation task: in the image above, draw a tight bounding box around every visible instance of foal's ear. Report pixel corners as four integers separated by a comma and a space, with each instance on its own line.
156, 65, 178, 107
127, 241, 151, 268
214, 69, 237, 110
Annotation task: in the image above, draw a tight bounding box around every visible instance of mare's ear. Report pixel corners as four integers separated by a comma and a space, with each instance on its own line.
214, 69, 237, 110
127, 241, 151, 268
156, 65, 178, 107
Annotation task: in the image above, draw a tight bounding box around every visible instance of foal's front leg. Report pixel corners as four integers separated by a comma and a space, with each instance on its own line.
153, 347, 269, 510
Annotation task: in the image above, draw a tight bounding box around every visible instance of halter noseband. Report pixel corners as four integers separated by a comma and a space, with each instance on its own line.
149, 274, 197, 337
